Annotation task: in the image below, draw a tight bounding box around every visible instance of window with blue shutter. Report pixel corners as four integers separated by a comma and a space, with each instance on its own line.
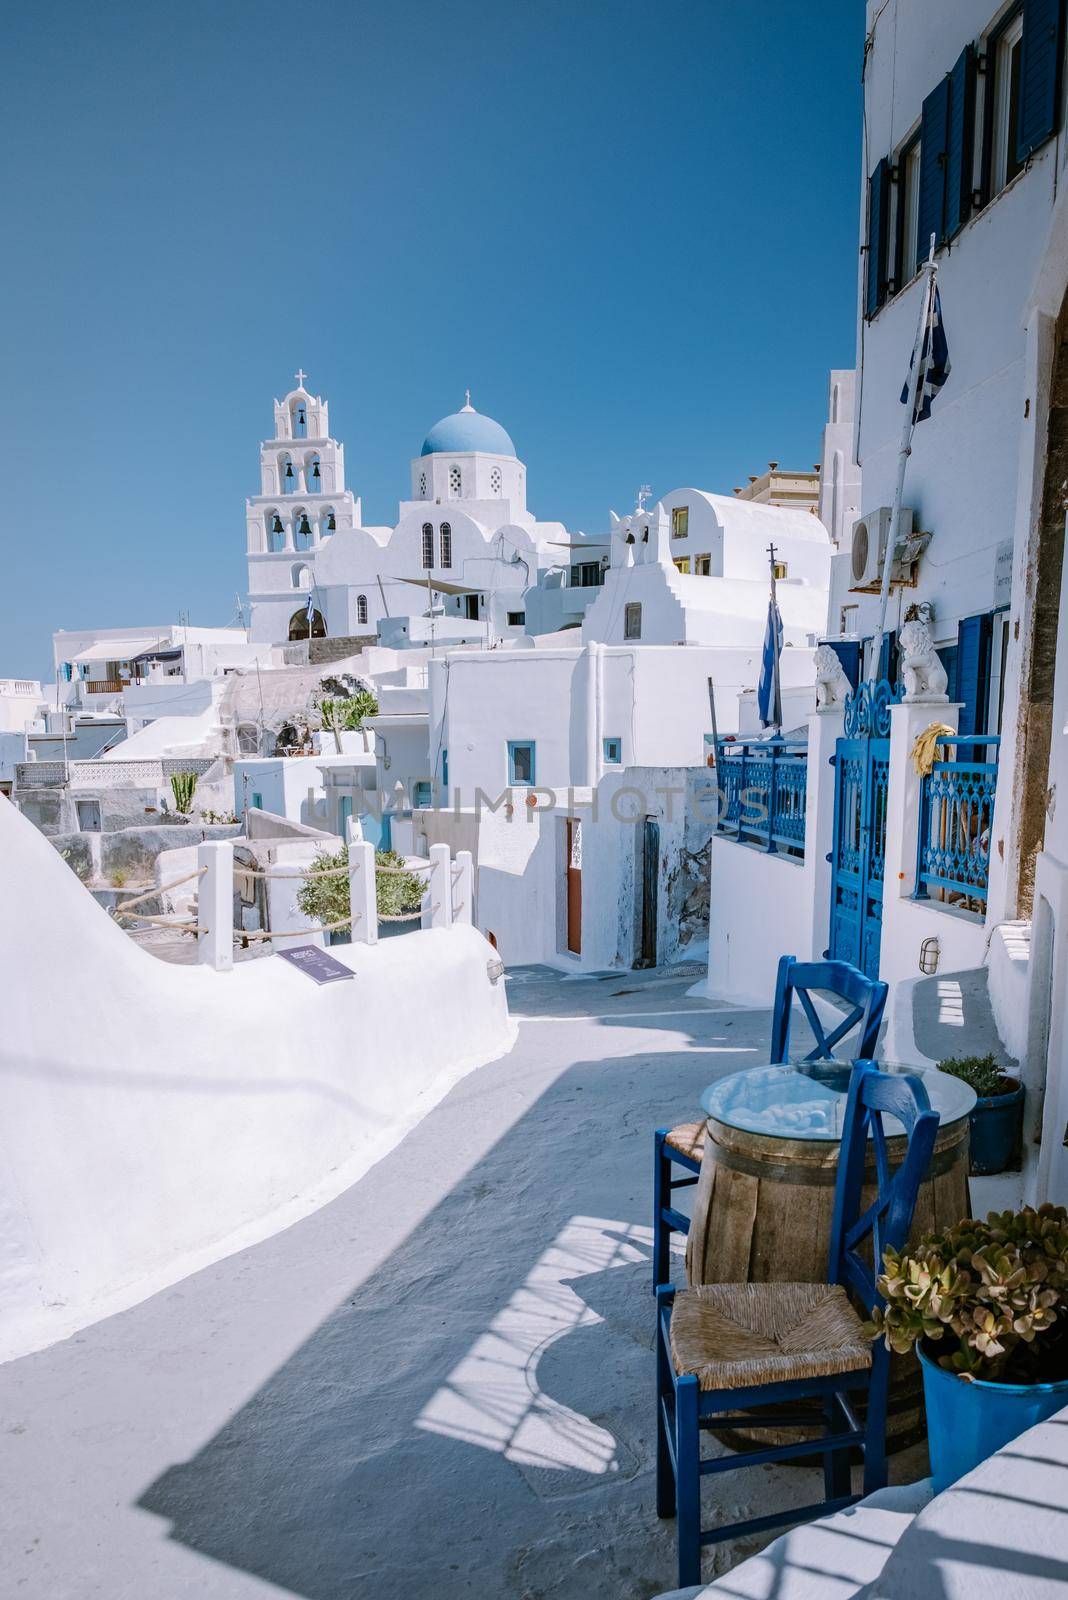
1017, 0, 1066, 161
866, 158, 891, 318
823, 639, 861, 690
917, 77, 950, 269
955, 612, 993, 759
874, 629, 899, 688
946, 45, 977, 237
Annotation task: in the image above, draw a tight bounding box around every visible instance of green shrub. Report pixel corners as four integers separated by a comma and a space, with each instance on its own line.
937, 1052, 1014, 1099
316, 690, 379, 752
296, 846, 424, 930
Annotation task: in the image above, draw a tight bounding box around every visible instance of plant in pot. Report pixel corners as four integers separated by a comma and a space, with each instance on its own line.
937, 1053, 1023, 1175
868, 1204, 1068, 1491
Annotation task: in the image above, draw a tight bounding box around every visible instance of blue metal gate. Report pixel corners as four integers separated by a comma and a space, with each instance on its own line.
828, 680, 898, 979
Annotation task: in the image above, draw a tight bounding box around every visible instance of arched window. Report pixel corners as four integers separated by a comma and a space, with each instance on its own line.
356, 594, 368, 625
292, 563, 312, 589
440, 522, 452, 569
294, 509, 313, 551
490, 465, 502, 495
320, 507, 336, 538
294, 401, 308, 438
308, 453, 322, 493
419, 471, 427, 496
288, 605, 326, 641
266, 511, 286, 552
449, 464, 462, 496
421, 522, 434, 569
281, 454, 296, 493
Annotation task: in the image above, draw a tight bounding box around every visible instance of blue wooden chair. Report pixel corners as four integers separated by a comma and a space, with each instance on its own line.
655, 1060, 939, 1590
652, 956, 888, 1290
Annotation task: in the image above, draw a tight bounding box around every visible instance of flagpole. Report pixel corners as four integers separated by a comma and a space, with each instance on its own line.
767, 541, 783, 738
869, 232, 938, 687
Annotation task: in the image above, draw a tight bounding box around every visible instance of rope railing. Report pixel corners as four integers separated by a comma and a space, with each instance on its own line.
117, 912, 203, 932
378, 903, 437, 923
115, 866, 207, 912
238, 912, 360, 942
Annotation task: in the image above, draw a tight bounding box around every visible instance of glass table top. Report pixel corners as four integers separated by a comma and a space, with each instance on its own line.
697, 1060, 976, 1142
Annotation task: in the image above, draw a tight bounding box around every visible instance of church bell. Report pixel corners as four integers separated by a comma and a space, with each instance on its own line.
285, 462, 294, 479
327, 512, 336, 531
271, 514, 283, 534
298, 514, 312, 536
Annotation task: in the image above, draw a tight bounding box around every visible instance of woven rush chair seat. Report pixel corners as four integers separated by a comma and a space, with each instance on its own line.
669, 1281, 872, 1392
663, 1121, 707, 1163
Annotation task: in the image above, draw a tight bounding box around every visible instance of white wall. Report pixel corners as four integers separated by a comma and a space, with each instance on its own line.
0, 797, 515, 1359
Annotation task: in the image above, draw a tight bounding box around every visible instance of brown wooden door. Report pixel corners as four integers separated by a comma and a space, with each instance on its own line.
566, 818, 582, 954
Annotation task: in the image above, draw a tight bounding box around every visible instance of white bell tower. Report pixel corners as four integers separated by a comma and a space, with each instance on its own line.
245, 373, 362, 643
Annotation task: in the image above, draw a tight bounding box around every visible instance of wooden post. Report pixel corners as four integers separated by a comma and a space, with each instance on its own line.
347, 832, 377, 945
197, 839, 233, 972
428, 842, 452, 930
452, 849, 474, 925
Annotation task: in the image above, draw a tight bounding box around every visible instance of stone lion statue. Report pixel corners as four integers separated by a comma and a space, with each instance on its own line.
899, 618, 949, 702
814, 644, 850, 707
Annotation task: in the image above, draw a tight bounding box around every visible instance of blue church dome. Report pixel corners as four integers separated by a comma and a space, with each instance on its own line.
421, 399, 516, 458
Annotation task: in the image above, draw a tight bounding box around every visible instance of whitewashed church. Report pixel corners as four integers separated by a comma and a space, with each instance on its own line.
246, 376, 590, 647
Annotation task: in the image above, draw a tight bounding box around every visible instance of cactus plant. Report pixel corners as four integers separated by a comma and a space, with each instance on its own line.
169, 771, 198, 814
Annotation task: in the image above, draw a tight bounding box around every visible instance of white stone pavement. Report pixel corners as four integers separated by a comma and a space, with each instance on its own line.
0, 965, 922, 1599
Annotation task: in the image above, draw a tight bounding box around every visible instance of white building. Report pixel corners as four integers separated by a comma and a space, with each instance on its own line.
246, 379, 601, 648
705, 0, 1068, 1208
53, 626, 277, 718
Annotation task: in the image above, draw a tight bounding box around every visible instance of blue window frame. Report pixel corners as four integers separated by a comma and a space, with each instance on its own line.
413, 780, 432, 809
441, 748, 448, 788
251, 791, 263, 811
338, 795, 353, 837
508, 740, 535, 787
603, 737, 622, 764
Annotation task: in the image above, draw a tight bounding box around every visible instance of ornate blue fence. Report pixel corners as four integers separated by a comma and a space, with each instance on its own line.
714, 740, 807, 859
915, 735, 1000, 911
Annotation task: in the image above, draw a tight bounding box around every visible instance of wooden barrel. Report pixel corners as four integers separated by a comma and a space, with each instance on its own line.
684, 1109, 971, 1452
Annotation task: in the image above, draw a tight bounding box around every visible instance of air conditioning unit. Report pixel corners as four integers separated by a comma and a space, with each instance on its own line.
849, 506, 915, 590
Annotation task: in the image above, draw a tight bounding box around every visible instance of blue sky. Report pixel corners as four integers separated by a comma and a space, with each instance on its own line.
3, 0, 864, 680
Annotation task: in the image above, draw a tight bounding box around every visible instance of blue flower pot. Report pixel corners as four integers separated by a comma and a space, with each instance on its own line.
918, 1342, 1068, 1492
968, 1079, 1024, 1175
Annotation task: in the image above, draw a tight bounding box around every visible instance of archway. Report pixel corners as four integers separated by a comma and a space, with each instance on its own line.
288, 606, 326, 641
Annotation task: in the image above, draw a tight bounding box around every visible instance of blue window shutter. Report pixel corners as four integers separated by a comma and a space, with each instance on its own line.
1018, 0, 1066, 161
917, 77, 951, 269
877, 629, 899, 688
945, 46, 976, 237
866, 158, 891, 318
955, 613, 993, 758
824, 639, 860, 690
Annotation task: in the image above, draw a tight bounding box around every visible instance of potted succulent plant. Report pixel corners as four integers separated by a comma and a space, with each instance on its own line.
937, 1053, 1024, 1175
868, 1205, 1068, 1490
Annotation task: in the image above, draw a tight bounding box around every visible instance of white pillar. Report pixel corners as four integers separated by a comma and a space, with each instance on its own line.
197, 839, 234, 972
428, 842, 452, 930
347, 831, 377, 946
802, 704, 845, 962
452, 849, 474, 926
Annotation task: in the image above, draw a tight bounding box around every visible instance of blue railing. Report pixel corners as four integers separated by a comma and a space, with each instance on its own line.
916, 734, 1000, 911
714, 739, 808, 859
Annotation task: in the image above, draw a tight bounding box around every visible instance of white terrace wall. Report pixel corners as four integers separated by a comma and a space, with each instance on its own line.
0, 798, 515, 1360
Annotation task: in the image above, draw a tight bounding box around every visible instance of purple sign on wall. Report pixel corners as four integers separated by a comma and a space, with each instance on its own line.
277, 944, 355, 985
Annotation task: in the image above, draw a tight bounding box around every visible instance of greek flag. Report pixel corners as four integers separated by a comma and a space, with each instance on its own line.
305, 590, 316, 621
757, 599, 783, 729
901, 283, 950, 423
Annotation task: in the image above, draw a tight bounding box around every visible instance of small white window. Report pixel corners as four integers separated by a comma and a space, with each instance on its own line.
449, 464, 462, 496
898, 138, 921, 284
356, 594, 368, 625
624, 602, 642, 640
990, 14, 1025, 195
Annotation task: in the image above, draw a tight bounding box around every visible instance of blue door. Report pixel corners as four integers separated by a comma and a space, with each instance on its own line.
828, 680, 898, 979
